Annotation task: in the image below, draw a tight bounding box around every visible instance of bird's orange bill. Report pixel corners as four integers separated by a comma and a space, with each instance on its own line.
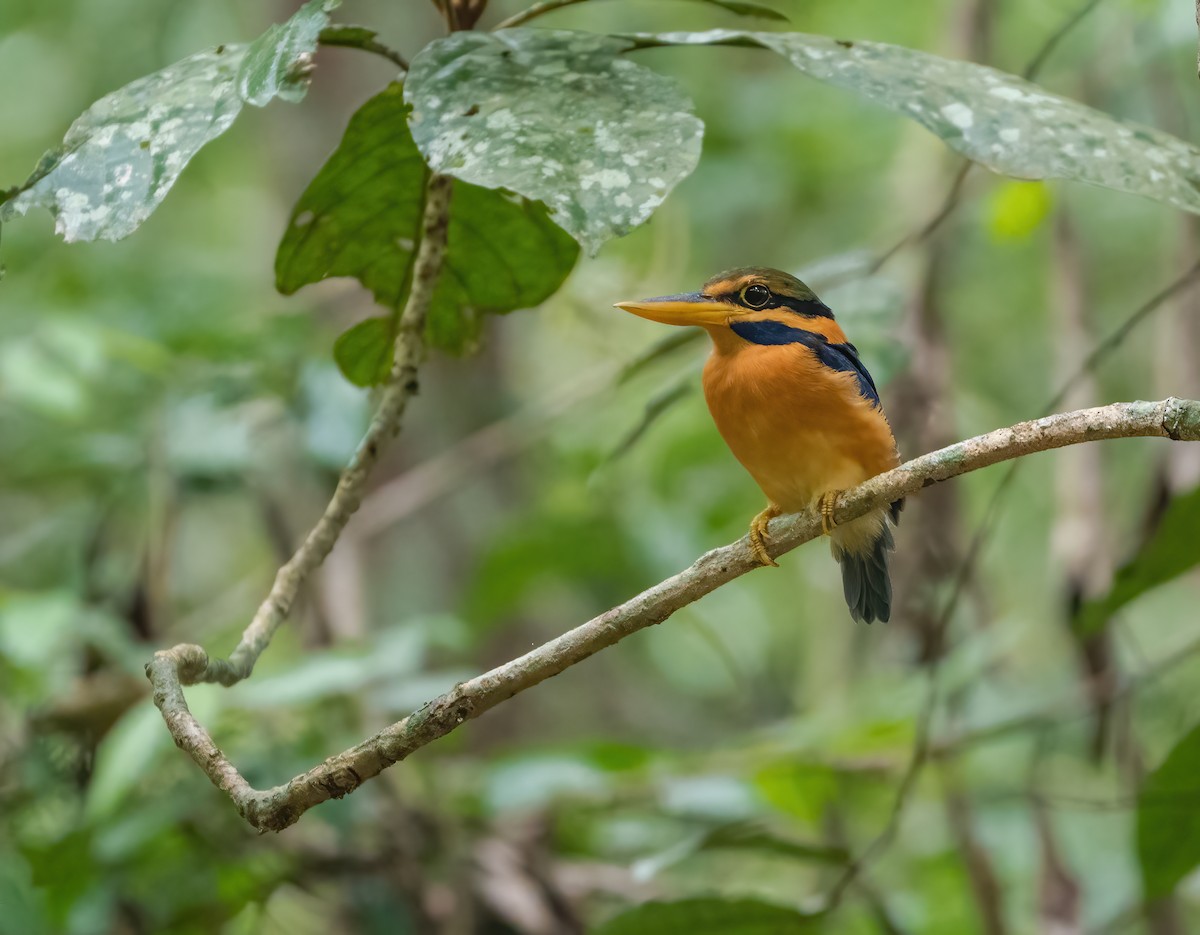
614, 293, 731, 327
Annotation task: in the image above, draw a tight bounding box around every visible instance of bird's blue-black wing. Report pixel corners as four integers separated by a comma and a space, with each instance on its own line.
729, 320, 881, 408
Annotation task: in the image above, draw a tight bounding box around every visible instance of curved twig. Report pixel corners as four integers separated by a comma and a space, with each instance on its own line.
148, 397, 1200, 831
494, 0, 593, 29
318, 26, 409, 72
146, 173, 452, 749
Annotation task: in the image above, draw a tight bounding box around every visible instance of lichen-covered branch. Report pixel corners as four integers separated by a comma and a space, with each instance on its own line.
145, 173, 452, 787
152, 397, 1200, 832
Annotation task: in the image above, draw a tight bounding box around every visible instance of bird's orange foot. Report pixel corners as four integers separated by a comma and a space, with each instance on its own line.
818, 491, 841, 536
749, 504, 782, 567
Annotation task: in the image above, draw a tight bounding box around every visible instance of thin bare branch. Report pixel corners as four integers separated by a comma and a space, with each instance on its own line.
822, 671, 940, 909
1024, 0, 1105, 81
493, 0, 591, 30
932, 623, 1200, 760
149, 398, 1200, 832
940, 764, 1009, 935
145, 173, 453, 772
931, 257, 1200, 659
353, 362, 614, 537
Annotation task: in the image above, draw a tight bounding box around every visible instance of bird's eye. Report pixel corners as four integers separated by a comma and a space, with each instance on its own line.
741, 284, 771, 308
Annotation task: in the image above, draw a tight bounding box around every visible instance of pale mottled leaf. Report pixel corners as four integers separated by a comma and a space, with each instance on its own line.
1, 46, 246, 243
1, 2, 335, 242
276, 84, 578, 379
237, 0, 340, 106
633, 30, 1200, 214
405, 29, 704, 254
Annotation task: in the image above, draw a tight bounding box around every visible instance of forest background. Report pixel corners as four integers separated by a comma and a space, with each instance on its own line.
5, 0, 1200, 932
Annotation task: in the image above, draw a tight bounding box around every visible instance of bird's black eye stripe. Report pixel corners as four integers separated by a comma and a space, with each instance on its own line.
776, 295, 834, 319
740, 283, 771, 308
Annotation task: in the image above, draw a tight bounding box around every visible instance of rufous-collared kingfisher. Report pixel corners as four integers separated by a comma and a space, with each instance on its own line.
616, 267, 902, 624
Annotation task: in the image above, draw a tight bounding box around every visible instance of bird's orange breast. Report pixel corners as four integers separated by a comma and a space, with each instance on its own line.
701, 340, 898, 513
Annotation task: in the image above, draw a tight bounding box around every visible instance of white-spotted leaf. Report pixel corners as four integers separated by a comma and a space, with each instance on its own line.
405, 30, 704, 255
0, 47, 245, 243
238, 0, 340, 106
635, 30, 1200, 214
1, 0, 336, 242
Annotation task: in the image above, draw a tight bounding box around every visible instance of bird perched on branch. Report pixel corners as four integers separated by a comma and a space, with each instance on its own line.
616, 267, 902, 623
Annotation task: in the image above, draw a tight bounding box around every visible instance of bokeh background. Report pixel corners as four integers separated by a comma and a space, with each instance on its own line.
4, 0, 1200, 932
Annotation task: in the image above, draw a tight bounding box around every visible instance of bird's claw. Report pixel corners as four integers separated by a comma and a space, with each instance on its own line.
749, 505, 781, 567
818, 491, 840, 536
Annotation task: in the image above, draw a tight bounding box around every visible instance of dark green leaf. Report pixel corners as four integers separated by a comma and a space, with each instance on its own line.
237, 0, 340, 107
1137, 723, 1200, 900
333, 317, 394, 387
1075, 485, 1200, 634
594, 898, 821, 935
317, 25, 382, 46
2, 1, 336, 242
630, 30, 1200, 216
276, 84, 577, 372
405, 30, 703, 254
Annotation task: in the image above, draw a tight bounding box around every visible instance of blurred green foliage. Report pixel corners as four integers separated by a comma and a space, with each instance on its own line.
3, 0, 1200, 933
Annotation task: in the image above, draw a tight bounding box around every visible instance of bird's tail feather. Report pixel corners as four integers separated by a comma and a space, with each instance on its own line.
830, 510, 894, 624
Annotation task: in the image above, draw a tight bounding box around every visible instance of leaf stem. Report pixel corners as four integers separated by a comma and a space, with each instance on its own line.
318, 26, 409, 72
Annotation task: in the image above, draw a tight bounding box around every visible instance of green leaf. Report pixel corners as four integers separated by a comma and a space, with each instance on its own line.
753, 761, 839, 823
405, 30, 704, 254
2, 1, 335, 242
85, 704, 173, 820
276, 84, 578, 371
237, 0, 340, 107
631, 31, 1200, 216
691, 0, 789, 20
1137, 723, 1200, 900
594, 899, 821, 935
318, 25, 382, 46
334, 317, 394, 387
1075, 485, 1200, 634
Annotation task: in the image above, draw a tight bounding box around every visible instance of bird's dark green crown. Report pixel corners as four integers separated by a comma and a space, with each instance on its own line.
702, 267, 833, 319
